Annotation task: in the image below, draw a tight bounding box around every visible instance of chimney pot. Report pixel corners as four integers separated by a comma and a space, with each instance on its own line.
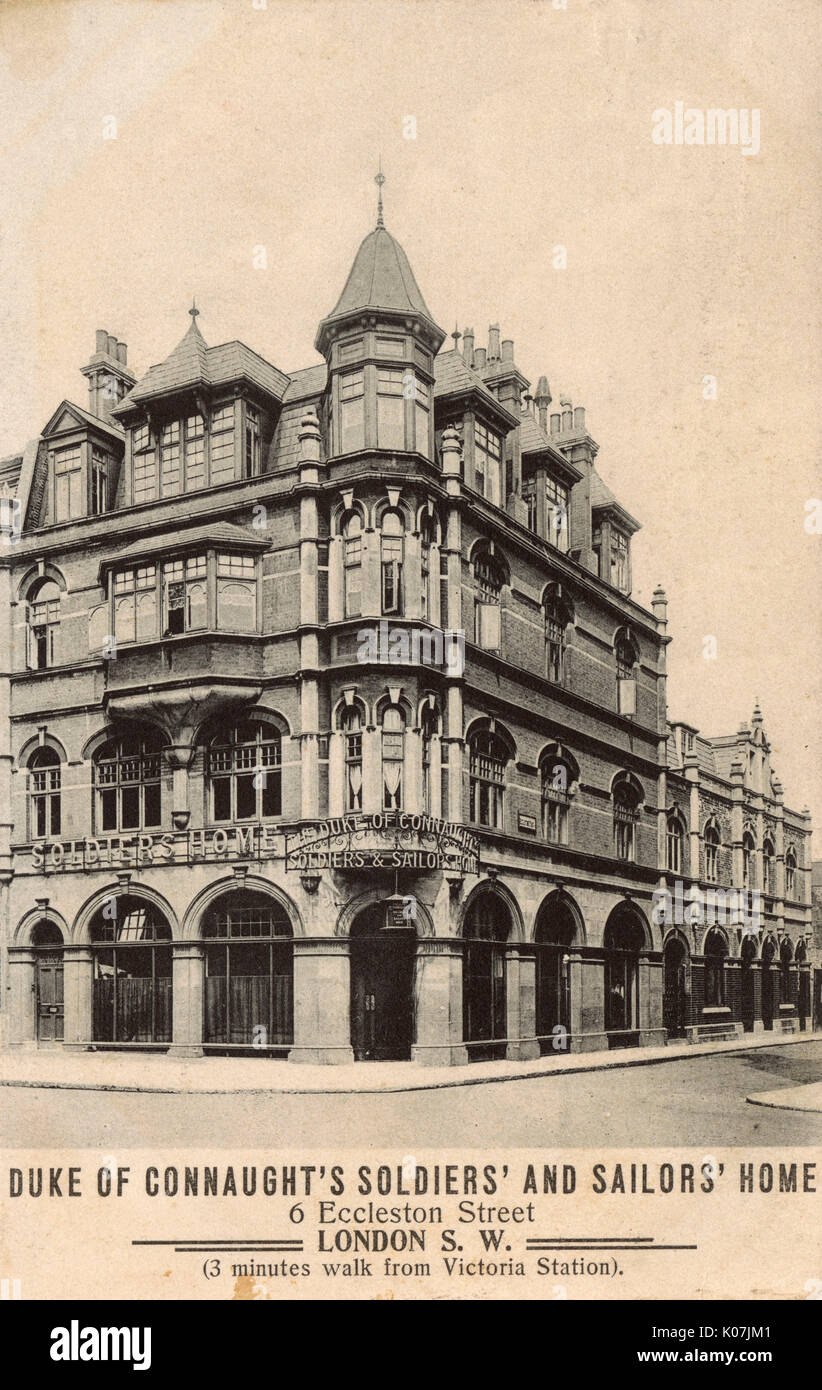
550, 412, 561, 435
462, 327, 475, 367
487, 324, 501, 360
116, 341, 127, 364
501, 338, 514, 362
107, 334, 118, 358
96, 329, 108, 354
573, 406, 586, 431
474, 347, 487, 370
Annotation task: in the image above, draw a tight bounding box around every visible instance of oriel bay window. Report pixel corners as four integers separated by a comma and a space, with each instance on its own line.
94, 729, 164, 832
216, 552, 256, 631
29, 747, 61, 838
203, 892, 293, 1052
340, 370, 365, 452
163, 555, 207, 634
114, 565, 157, 643
208, 721, 282, 823
381, 705, 406, 810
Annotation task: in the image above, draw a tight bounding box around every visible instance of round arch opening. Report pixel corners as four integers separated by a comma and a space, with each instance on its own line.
349, 902, 416, 1062
603, 904, 646, 1048
462, 890, 513, 1060
534, 894, 579, 1054
202, 889, 293, 1055
90, 895, 172, 1048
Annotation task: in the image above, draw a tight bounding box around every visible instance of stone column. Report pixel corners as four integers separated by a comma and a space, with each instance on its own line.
289, 938, 355, 1064
7, 948, 37, 1047
575, 950, 607, 1053
168, 941, 204, 1057
62, 945, 93, 1050
513, 945, 539, 1061
638, 955, 664, 1047
412, 939, 468, 1066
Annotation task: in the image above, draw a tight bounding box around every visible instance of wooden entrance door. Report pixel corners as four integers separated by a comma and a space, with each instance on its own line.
36, 952, 64, 1043
663, 938, 688, 1039
350, 930, 415, 1061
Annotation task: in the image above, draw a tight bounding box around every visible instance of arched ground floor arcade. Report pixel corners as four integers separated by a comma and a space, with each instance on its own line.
2, 870, 814, 1065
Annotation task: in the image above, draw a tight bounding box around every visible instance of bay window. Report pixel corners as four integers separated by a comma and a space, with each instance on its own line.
114, 565, 157, 644
133, 428, 157, 504
341, 705, 363, 812
377, 368, 405, 449
340, 371, 365, 452
185, 415, 205, 489
163, 555, 207, 634
414, 376, 431, 456
216, 552, 256, 631
111, 550, 258, 641
160, 421, 181, 496
210, 404, 235, 483
342, 512, 363, 617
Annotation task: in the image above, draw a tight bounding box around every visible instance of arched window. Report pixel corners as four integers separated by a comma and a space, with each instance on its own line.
29, 747, 61, 839
342, 511, 362, 618
780, 939, 793, 1008
27, 578, 61, 669
94, 729, 164, 832
380, 510, 405, 615
666, 813, 685, 873
785, 848, 797, 899
540, 749, 577, 844
473, 548, 505, 651
544, 587, 570, 684
420, 702, 439, 815
380, 704, 406, 810
469, 729, 510, 829
419, 512, 437, 622
704, 927, 728, 1007
742, 831, 756, 889
704, 822, 720, 883
604, 907, 644, 1039
203, 890, 293, 1051
463, 891, 512, 1058
208, 721, 282, 822
340, 704, 363, 812
615, 630, 638, 716
90, 897, 172, 1045
613, 774, 642, 862
763, 838, 775, 896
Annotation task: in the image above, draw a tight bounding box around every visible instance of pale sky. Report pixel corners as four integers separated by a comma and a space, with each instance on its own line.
0, 0, 819, 846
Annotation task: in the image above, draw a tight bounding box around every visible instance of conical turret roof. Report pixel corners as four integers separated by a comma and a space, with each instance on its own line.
316, 223, 443, 352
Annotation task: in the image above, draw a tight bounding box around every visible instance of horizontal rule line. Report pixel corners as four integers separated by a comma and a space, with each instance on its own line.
526, 1237, 655, 1243
174, 1247, 303, 1254
526, 1244, 698, 1252
132, 1239, 303, 1247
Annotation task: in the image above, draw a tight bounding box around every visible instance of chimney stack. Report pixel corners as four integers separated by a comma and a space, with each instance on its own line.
534, 375, 552, 432
81, 327, 137, 423
487, 323, 501, 361
462, 327, 474, 368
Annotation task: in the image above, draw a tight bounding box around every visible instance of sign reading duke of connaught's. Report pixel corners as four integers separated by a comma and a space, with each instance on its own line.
26, 814, 480, 876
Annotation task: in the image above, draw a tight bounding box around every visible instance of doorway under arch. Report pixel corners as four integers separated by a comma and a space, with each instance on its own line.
90, 897, 172, 1047
203, 889, 294, 1054
462, 891, 513, 1060
534, 894, 578, 1054
603, 904, 646, 1048
349, 902, 416, 1062
663, 934, 689, 1039
32, 921, 65, 1045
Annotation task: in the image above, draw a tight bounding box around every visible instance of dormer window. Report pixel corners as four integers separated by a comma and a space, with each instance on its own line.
53, 445, 83, 521
546, 476, 569, 553
185, 415, 205, 489
473, 423, 502, 506
244, 404, 261, 478
610, 529, 629, 590
160, 421, 181, 496
210, 404, 235, 484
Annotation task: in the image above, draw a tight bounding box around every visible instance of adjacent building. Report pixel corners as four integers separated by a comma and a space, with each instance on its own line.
0, 196, 815, 1064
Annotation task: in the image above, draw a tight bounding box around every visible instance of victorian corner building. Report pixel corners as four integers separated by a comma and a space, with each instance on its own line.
0, 199, 817, 1067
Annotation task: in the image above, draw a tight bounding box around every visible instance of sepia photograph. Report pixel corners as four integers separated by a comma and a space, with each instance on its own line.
0, 0, 819, 1329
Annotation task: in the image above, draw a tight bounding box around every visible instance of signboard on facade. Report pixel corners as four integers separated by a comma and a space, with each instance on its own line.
285, 813, 480, 874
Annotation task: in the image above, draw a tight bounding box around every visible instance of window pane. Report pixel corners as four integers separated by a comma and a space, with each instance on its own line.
143, 781, 161, 827
213, 777, 231, 822
217, 579, 256, 631
341, 397, 365, 452
377, 393, 404, 450
121, 785, 140, 829
236, 774, 256, 820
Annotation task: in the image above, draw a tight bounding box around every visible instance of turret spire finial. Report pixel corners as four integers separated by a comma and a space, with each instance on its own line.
189, 298, 199, 323
375, 158, 386, 228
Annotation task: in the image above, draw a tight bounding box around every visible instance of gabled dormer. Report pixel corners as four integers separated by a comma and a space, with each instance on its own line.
29, 399, 124, 527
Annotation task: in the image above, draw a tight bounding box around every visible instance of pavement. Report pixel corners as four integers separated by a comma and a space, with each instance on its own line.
2, 1028, 821, 1097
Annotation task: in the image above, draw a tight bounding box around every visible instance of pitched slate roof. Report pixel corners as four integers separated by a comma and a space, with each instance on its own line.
43, 399, 125, 441
115, 320, 289, 410
433, 350, 517, 425
590, 466, 640, 532
99, 520, 269, 575
282, 363, 328, 402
